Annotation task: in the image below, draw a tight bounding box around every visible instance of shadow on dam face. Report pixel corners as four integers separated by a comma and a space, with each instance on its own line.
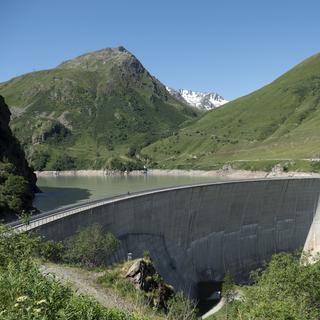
34, 178, 320, 298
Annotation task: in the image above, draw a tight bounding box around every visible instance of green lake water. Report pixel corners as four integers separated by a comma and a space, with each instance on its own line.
34, 174, 231, 212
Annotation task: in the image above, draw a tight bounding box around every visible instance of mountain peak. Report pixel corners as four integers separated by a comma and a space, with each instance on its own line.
166, 87, 228, 110
117, 45, 129, 53
57, 46, 135, 71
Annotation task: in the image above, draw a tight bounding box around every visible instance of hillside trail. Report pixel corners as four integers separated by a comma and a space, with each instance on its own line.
201, 289, 243, 319
40, 263, 152, 317
201, 298, 226, 319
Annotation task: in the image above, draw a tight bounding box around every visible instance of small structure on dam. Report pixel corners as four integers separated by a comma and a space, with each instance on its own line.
22, 178, 320, 297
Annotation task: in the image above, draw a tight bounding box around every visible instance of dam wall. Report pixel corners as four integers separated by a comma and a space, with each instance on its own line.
32, 178, 320, 296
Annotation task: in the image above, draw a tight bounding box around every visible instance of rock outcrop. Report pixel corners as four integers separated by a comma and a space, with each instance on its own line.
125, 258, 174, 309
0, 95, 38, 219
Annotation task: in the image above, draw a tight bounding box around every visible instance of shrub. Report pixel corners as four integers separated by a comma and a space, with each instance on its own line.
31, 151, 50, 171
166, 292, 197, 320
108, 157, 144, 172
222, 273, 236, 319
0, 174, 31, 212
38, 240, 65, 263
228, 252, 320, 319
108, 157, 126, 171
50, 154, 76, 171
143, 250, 151, 260
127, 146, 137, 158
283, 163, 289, 172
63, 224, 120, 266
311, 161, 320, 172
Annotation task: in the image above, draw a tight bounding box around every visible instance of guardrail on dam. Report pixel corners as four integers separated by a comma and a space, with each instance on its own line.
12, 178, 320, 296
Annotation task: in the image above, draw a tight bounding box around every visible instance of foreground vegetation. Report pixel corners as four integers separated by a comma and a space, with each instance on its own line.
211, 252, 320, 320
0, 225, 143, 320
40, 225, 198, 320
97, 256, 197, 319
4, 220, 320, 319
1, 223, 197, 319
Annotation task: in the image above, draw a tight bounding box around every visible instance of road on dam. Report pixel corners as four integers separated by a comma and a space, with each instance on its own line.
8, 178, 320, 297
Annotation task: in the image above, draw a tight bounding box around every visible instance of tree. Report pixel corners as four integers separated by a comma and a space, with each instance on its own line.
127, 146, 137, 158
32, 151, 50, 171
19, 210, 33, 225
222, 273, 236, 319
3, 174, 30, 212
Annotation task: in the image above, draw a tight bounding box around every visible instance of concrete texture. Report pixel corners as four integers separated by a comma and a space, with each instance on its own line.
30, 178, 320, 297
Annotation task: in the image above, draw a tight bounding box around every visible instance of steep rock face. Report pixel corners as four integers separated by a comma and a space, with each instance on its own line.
0, 95, 38, 218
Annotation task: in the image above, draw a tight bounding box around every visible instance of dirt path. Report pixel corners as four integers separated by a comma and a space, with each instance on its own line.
201, 289, 243, 319
40, 263, 141, 314
201, 298, 226, 319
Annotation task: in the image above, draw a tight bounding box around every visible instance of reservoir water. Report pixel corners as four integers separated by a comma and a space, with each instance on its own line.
34, 174, 229, 212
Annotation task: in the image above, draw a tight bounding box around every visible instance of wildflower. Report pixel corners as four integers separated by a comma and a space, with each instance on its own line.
14, 303, 19, 308
36, 299, 46, 305
33, 308, 42, 313
16, 296, 28, 302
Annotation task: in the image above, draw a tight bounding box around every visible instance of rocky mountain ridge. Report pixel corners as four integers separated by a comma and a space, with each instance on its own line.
166, 87, 228, 110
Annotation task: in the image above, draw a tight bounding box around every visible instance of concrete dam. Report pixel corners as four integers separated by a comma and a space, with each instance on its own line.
24, 178, 320, 297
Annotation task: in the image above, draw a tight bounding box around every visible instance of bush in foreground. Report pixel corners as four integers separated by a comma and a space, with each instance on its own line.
39, 224, 120, 267
166, 292, 197, 320
64, 224, 120, 266
225, 252, 320, 320
0, 225, 141, 320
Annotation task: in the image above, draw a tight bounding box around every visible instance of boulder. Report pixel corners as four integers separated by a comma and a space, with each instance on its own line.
125, 257, 174, 310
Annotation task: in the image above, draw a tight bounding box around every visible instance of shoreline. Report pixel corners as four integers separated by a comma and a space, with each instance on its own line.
35, 169, 320, 179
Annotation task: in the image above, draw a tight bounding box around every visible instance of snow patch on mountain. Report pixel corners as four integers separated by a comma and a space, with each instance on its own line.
166, 87, 228, 110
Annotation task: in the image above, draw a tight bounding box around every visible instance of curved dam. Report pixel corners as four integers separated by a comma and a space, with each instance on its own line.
26, 178, 320, 297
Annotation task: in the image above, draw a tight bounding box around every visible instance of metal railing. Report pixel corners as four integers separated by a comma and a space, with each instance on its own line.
7, 177, 310, 232
8, 181, 220, 232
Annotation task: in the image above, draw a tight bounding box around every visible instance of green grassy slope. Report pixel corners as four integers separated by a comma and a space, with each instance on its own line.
0, 47, 199, 170
142, 53, 320, 171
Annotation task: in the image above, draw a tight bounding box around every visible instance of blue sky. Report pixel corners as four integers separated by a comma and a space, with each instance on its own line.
1, 0, 320, 99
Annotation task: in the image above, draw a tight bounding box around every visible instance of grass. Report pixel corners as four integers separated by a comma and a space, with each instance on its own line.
97, 260, 139, 298
142, 52, 320, 171
206, 307, 226, 320
0, 47, 199, 171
